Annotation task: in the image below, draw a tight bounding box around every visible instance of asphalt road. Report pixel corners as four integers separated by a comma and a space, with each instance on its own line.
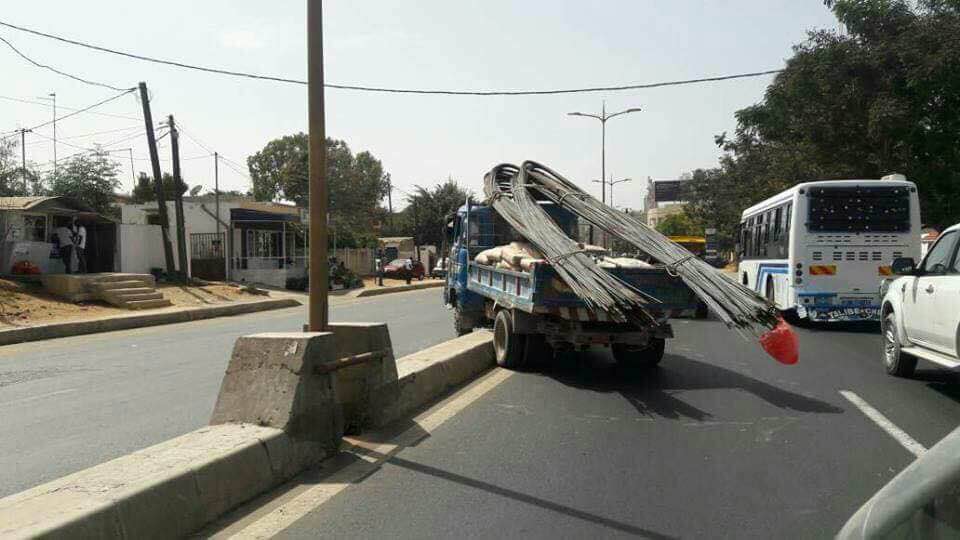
0, 288, 453, 497
276, 318, 960, 539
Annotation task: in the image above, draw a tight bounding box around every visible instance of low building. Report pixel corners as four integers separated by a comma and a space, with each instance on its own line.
119, 197, 306, 288
0, 196, 117, 275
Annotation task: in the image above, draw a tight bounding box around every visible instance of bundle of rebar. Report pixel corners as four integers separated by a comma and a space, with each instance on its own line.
516, 160, 780, 335
483, 163, 658, 326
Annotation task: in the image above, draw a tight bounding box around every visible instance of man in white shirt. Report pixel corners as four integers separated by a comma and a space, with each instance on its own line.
69, 218, 87, 274
56, 223, 74, 274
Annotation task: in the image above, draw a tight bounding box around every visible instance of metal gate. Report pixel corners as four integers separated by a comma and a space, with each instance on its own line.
190, 232, 226, 281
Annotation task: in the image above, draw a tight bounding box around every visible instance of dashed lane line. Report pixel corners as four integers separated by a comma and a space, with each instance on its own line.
840, 390, 927, 458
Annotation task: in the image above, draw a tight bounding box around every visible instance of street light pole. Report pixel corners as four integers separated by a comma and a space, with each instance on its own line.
568, 103, 641, 247
608, 176, 632, 207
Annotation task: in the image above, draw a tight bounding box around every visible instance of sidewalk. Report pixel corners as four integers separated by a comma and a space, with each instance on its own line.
0, 288, 302, 346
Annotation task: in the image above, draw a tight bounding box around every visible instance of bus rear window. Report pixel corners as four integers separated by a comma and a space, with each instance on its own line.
807, 185, 911, 233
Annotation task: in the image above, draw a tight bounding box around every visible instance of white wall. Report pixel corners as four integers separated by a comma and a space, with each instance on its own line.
118, 224, 167, 274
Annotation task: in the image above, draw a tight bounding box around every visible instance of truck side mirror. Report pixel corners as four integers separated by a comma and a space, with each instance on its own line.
891, 257, 916, 276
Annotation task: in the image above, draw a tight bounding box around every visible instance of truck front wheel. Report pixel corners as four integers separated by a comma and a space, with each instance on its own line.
612, 338, 665, 369
494, 310, 526, 369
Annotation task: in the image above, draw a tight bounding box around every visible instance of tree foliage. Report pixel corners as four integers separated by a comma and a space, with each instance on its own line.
47, 151, 121, 215
688, 0, 960, 250
130, 172, 189, 203
247, 134, 390, 242
403, 179, 474, 248
654, 210, 701, 237
0, 139, 31, 196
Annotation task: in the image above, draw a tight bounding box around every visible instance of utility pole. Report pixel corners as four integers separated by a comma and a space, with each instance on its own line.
127, 148, 135, 187
50, 93, 56, 178
214, 151, 220, 250
138, 82, 176, 276
386, 175, 393, 228
168, 115, 189, 281
568, 102, 642, 248
17, 128, 31, 193
307, 0, 329, 332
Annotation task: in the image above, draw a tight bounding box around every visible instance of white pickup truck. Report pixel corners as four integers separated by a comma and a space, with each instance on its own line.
881, 223, 960, 377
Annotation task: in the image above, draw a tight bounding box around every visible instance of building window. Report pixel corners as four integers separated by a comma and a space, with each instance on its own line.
23, 215, 46, 242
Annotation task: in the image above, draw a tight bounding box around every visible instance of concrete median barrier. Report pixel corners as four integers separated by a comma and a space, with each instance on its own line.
352, 280, 444, 298
0, 329, 495, 538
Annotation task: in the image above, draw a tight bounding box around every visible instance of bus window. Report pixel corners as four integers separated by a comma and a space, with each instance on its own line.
773, 207, 783, 241
754, 215, 763, 257
784, 203, 792, 235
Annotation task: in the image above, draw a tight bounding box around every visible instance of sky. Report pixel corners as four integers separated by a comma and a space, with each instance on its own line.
0, 1, 840, 210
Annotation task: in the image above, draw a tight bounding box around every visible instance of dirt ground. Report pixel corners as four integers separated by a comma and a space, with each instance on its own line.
0, 279, 261, 328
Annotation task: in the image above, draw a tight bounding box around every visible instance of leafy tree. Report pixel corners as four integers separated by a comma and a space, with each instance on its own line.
48, 151, 120, 215
655, 210, 701, 237
247, 133, 390, 241
130, 172, 188, 203
0, 138, 31, 196
404, 179, 474, 248
691, 0, 960, 248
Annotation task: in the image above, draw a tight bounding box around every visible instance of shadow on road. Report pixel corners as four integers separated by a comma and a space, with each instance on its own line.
539, 352, 844, 422
385, 455, 678, 539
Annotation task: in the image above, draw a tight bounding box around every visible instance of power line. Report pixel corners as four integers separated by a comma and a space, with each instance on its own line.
0, 94, 142, 121
0, 33, 130, 91
0, 19, 784, 96
24, 124, 141, 146
0, 88, 137, 139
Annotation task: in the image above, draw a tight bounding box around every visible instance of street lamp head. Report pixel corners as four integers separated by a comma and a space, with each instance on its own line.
567, 112, 586, 117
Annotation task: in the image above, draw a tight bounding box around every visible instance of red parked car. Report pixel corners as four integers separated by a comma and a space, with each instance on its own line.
382, 258, 425, 280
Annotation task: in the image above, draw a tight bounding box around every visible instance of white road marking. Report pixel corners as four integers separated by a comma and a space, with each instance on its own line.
0, 388, 77, 407
213, 368, 514, 539
840, 390, 927, 458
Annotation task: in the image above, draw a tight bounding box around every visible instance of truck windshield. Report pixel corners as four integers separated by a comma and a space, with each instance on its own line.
807, 185, 911, 233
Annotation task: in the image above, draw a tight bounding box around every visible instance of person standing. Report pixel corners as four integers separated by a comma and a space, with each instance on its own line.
69, 218, 87, 274
56, 222, 73, 274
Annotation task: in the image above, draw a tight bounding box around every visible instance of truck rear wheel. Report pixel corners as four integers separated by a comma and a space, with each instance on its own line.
612, 338, 665, 369
453, 304, 473, 337
494, 310, 526, 369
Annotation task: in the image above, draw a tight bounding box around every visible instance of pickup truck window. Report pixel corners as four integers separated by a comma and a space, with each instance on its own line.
921, 231, 958, 274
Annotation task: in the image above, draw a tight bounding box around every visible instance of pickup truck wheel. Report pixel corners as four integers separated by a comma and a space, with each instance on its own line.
494, 310, 526, 369
612, 338, 665, 369
883, 312, 916, 377
453, 305, 473, 337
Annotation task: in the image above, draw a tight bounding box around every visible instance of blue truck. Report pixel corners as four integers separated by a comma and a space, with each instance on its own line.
443, 201, 701, 369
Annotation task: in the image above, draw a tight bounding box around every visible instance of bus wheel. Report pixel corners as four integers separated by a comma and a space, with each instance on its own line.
765, 278, 776, 307
494, 310, 526, 369
612, 338, 665, 369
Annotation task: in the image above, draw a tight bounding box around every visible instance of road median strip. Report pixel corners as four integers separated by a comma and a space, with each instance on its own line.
0, 329, 494, 538
351, 280, 444, 298
0, 298, 302, 347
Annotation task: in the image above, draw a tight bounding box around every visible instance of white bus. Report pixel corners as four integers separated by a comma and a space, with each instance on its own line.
737, 176, 921, 322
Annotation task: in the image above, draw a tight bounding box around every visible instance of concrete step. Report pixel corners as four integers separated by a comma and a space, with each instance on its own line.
102, 287, 157, 297
124, 298, 173, 310
91, 273, 156, 286
112, 291, 164, 302
90, 280, 152, 292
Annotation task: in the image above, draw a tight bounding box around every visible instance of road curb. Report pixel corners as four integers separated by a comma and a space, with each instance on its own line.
0, 331, 495, 538
0, 298, 302, 347
352, 280, 444, 298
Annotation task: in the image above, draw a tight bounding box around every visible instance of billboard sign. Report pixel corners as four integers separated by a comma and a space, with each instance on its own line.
653, 180, 690, 203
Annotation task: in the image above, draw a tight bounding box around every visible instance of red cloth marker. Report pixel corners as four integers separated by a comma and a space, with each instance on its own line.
760, 319, 799, 365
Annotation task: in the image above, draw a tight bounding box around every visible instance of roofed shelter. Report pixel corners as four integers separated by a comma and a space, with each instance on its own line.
0, 196, 116, 275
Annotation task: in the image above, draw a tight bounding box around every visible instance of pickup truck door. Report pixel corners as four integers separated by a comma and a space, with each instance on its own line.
904, 231, 959, 353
